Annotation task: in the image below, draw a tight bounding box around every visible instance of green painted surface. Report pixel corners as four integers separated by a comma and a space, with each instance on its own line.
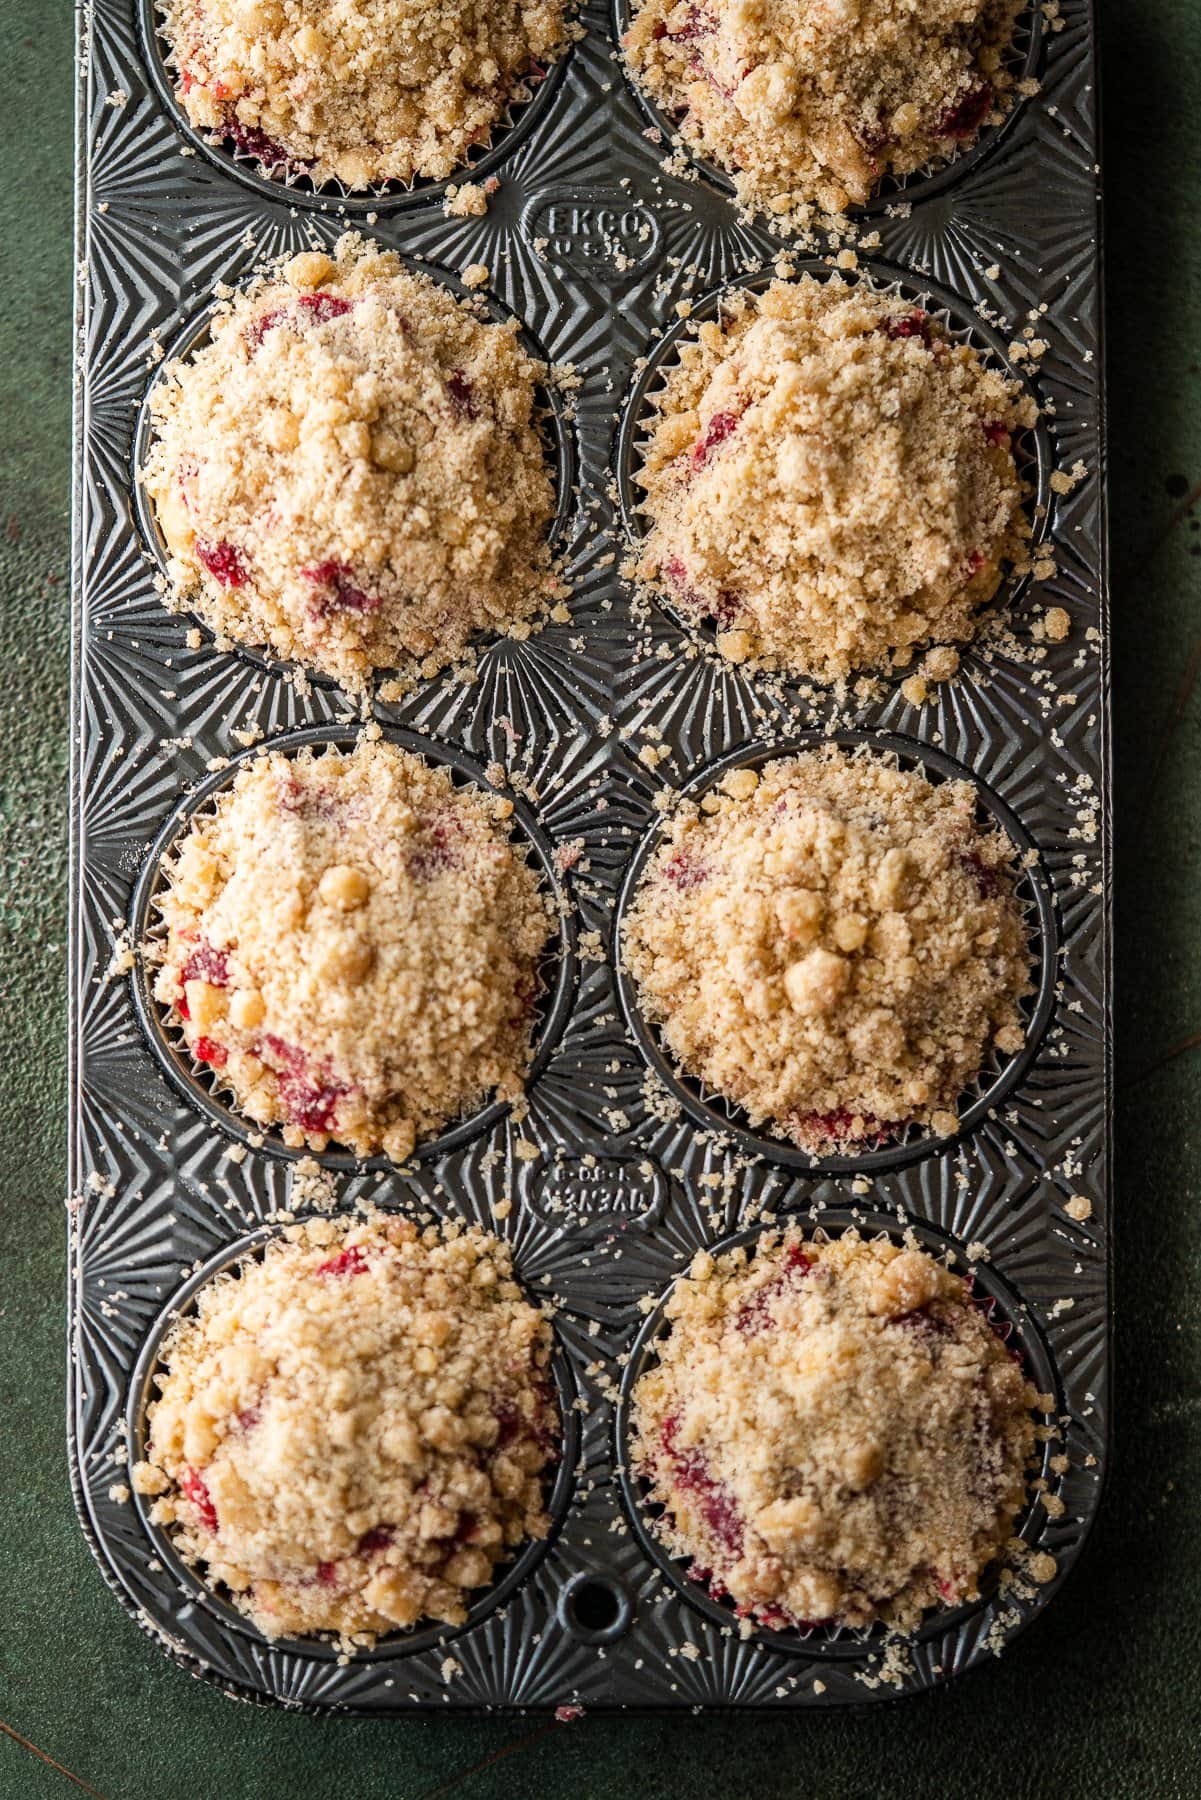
1, 3, 1198, 1795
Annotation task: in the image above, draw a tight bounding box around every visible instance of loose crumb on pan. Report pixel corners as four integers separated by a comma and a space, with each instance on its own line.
148, 736, 553, 1161
132, 1212, 557, 1644
629, 1227, 1039, 1633
622, 746, 1031, 1156
634, 276, 1035, 685
141, 234, 559, 693
623, 0, 1025, 224
160, 0, 568, 188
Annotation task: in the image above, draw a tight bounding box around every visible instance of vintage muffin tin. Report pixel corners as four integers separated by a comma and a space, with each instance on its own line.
70, 0, 1108, 1710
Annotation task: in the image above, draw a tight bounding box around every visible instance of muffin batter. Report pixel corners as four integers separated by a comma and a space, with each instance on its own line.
161, 0, 569, 187
635, 276, 1033, 683
133, 1213, 558, 1642
623, 746, 1031, 1154
143, 235, 558, 692
150, 736, 553, 1161
624, 0, 1025, 221
630, 1228, 1038, 1632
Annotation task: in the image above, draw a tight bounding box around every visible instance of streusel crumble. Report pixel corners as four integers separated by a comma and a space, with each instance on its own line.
624, 0, 1025, 222
142, 235, 558, 692
623, 746, 1031, 1155
630, 1228, 1038, 1632
161, 0, 569, 188
635, 276, 1034, 683
132, 1214, 558, 1642
150, 737, 553, 1161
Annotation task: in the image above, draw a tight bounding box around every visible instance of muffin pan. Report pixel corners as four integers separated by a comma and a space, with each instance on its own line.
70, 0, 1108, 1711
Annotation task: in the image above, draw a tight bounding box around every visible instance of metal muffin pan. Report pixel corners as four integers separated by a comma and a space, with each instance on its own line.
70, 0, 1108, 1711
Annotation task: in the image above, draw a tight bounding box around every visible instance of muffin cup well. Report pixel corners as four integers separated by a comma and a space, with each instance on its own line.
126, 1218, 580, 1660
139, 0, 575, 213
615, 257, 1053, 677
614, 1205, 1061, 1659
611, 0, 1042, 220
131, 256, 578, 693
614, 729, 1058, 1177
129, 724, 579, 1170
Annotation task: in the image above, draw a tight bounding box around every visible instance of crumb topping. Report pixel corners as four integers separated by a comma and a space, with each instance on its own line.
623, 747, 1031, 1154
142, 236, 558, 692
161, 0, 568, 188
635, 277, 1034, 683
150, 737, 553, 1161
630, 1228, 1038, 1632
132, 1214, 558, 1643
624, 0, 1025, 221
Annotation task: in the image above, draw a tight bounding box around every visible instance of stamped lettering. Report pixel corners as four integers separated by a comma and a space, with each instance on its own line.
527, 1155, 667, 1225
522, 187, 662, 280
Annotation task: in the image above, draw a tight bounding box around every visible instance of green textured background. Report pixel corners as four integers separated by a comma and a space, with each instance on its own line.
2, 4, 1196, 1796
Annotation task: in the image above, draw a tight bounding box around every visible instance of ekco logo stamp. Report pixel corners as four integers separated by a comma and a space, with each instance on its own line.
522, 186, 663, 280
527, 1155, 667, 1226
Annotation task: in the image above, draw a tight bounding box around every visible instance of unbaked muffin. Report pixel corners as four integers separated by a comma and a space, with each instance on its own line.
132, 1213, 558, 1643
150, 735, 554, 1161
623, 746, 1031, 1155
630, 1228, 1038, 1633
635, 276, 1034, 683
623, 0, 1025, 223
161, 0, 569, 188
142, 235, 559, 692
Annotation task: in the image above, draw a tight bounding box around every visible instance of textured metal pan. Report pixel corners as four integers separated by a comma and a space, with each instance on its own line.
69, 0, 1109, 1712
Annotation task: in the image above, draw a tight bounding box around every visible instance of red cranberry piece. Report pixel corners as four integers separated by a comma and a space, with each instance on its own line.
936, 83, 992, 140
223, 116, 306, 172
273, 774, 336, 819
658, 1412, 744, 1558
195, 537, 249, 588
652, 19, 668, 37
880, 310, 932, 346
854, 114, 892, 156
300, 558, 380, 618
735, 1243, 813, 1337
194, 1035, 228, 1069
181, 941, 229, 988
180, 1466, 218, 1533
738, 1252, 813, 1339
296, 293, 353, 324
449, 1510, 484, 1550
786, 1106, 896, 1152
315, 1244, 369, 1279
960, 850, 1000, 898
315, 1560, 340, 1588
662, 555, 691, 594
244, 308, 285, 350
690, 409, 741, 472
672, 5, 715, 43
407, 812, 466, 882
711, 588, 742, 629
446, 369, 479, 421
260, 1034, 348, 1133
983, 418, 1011, 449
661, 850, 708, 890
889, 1305, 953, 1340
358, 1525, 394, 1556
234, 1403, 261, 1432
493, 1396, 521, 1446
